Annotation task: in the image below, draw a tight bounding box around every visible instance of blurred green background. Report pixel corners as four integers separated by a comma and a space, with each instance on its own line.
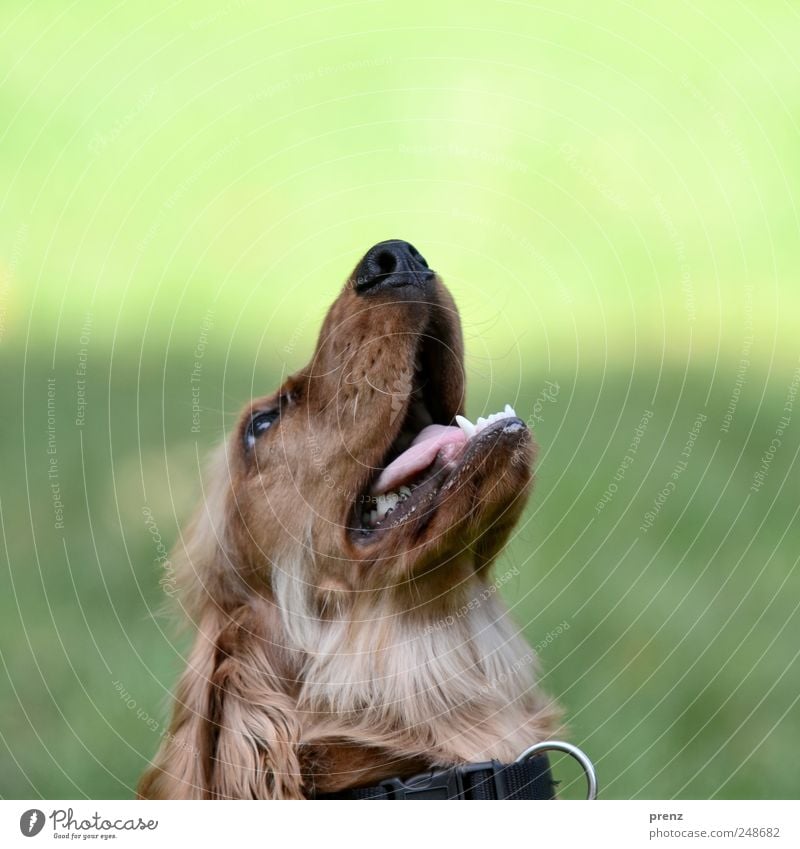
1, 0, 799, 799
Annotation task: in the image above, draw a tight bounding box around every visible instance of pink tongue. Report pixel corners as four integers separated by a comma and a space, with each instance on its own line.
371, 424, 466, 495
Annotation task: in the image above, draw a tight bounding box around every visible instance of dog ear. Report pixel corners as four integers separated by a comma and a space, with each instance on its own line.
137, 613, 220, 798
138, 445, 306, 799
138, 606, 305, 799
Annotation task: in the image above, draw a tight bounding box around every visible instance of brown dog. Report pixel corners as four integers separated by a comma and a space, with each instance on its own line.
138, 240, 559, 799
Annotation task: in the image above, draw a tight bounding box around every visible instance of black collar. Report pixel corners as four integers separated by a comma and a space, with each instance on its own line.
317, 753, 555, 800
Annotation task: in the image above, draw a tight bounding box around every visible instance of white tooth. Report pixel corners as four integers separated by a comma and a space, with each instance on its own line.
399, 485, 412, 499
370, 509, 378, 525
375, 492, 400, 520
476, 416, 487, 432
504, 403, 516, 417
455, 415, 476, 438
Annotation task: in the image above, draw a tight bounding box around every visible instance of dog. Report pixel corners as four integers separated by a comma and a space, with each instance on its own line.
138, 240, 559, 799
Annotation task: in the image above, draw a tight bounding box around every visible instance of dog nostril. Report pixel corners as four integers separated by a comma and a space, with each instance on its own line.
374, 249, 397, 277
354, 239, 433, 294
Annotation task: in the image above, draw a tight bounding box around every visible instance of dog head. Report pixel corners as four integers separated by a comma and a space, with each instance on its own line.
208, 240, 534, 617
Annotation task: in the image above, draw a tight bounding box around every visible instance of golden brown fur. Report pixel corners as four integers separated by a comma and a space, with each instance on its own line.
138, 243, 559, 799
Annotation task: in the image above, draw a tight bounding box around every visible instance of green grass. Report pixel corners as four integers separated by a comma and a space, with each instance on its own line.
1, 0, 799, 799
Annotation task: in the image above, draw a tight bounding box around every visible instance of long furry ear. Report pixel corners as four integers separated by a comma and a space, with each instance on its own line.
138, 446, 305, 799
138, 605, 305, 799
138, 446, 232, 799
137, 612, 219, 799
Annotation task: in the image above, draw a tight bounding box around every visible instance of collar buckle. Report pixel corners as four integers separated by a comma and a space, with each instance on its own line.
377, 760, 505, 800
378, 765, 465, 799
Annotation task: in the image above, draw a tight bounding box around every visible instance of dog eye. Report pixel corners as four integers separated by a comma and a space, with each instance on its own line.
244, 410, 279, 449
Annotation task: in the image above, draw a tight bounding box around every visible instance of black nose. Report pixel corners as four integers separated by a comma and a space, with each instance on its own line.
353, 240, 434, 295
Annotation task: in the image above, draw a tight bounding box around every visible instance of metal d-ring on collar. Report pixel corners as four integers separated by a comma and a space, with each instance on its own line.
515, 740, 598, 799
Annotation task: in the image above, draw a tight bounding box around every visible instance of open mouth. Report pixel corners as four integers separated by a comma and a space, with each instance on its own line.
350, 335, 524, 541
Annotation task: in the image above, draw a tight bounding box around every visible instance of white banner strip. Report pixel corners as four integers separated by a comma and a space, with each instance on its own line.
2, 800, 797, 848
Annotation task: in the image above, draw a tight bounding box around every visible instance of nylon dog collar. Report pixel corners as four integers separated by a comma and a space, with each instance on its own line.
319, 753, 555, 800
317, 741, 598, 800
